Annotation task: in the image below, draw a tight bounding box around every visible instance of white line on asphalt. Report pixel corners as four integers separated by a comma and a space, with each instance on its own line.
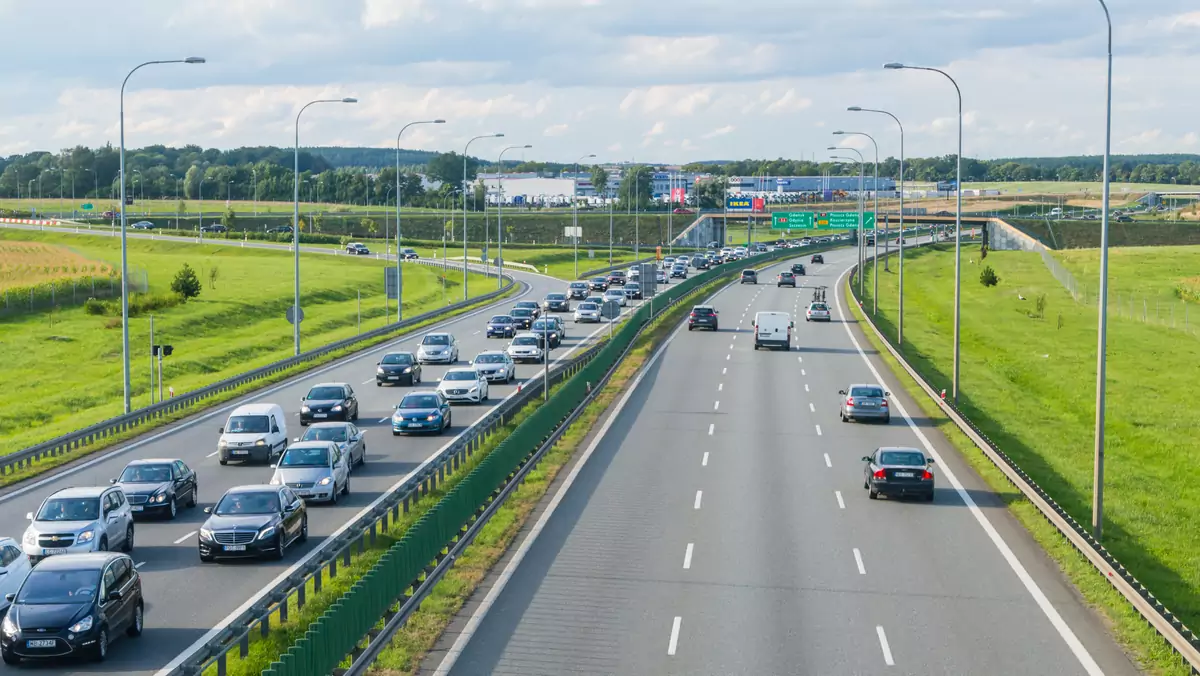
702, 452, 709, 466
174, 531, 197, 544
732, 335, 737, 340
722, 367, 727, 375
206, 450, 219, 458
668, 616, 683, 655
797, 356, 803, 363
361, 378, 374, 385
815, 424, 822, 436
708, 423, 714, 436
835, 491, 845, 509
834, 265, 1105, 676
726, 354, 730, 361
683, 543, 694, 569
804, 383, 810, 392
876, 626, 894, 666
718, 383, 723, 392
377, 417, 390, 423
854, 548, 867, 575
824, 453, 832, 467
801, 368, 807, 376
135, 561, 146, 569
694, 490, 703, 509
714, 400, 720, 411
809, 402, 815, 412
473, 330, 481, 335
728, 344, 733, 350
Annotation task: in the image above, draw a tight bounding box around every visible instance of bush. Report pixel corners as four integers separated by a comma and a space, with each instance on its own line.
83, 297, 106, 315
170, 263, 202, 300
979, 265, 1000, 287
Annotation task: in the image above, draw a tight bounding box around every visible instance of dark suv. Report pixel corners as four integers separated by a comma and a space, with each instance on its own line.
542, 293, 570, 313
791, 263, 806, 275
567, 281, 590, 300
740, 270, 757, 284
1, 552, 144, 664
688, 305, 719, 331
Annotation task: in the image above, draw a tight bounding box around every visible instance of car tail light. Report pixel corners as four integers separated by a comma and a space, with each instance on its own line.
873, 469, 886, 479
846, 397, 854, 406
880, 399, 888, 407
921, 470, 933, 480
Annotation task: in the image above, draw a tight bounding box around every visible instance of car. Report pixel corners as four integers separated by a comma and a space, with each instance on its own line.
791, 263, 806, 275
400, 247, 419, 259
863, 447, 934, 501
102, 210, 116, 219
670, 264, 688, 279
391, 391, 453, 435
266, 225, 293, 234
603, 288, 627, 307
585, 295, 605, 306
567, 281, 590, 300
673, 207, 694, 214
0, 538, 31, 617
297, 421, 367, 468
543, 293, 571, 313
486, 314, 518, 339
839, 384, 891, 423
21, 487, 135, 564
692, 257, 709, 270
506, 333, 545, 363
530, 318, 563, 349
589, 277, 609, 292
628, 269, 640, 283
624, 282, 643, 300
606, 270, 627, 286
800, 238, 813, 245
777, 271, 796, 287
544, 314, 568, 337
471, 351, 516, 384
269, 441, 350, 503
0, 552, 143, 664
437, 367, 491, 404
811, 254, 824, 264
806, 301, 831, 322
129, 221, 155, 230
110, 459, 198, 520
662, 257, 676, 269
655, 270, 669, 284
752, 311, 793, 350
346, 242, 370, 255
217, 403, 288, 465
574, 301, 601, 323
508, 307, 536, 330
865, 237, 875, 246
376, 351, 422, 386
513, 300, 541, 319
198, 485, 308, 562
199, 224, 227, 233
300, 382, 359, 425
417, 332, 460, 364
1116, 214, 1133, 222
688, 305, 718, 331
740, 269, 757, 284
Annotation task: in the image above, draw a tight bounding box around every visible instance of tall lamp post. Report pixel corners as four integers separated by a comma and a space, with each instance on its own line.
1092, 0, 1114, 541
393, 119, 445, 322
885, 61, 963, 404
835, 130, 880, 314
118, 56, 206, 414
497, 144, 532, 288
573, 153, 596, 278
829, 147, 865, 297
293, 97, 357, 355
849, 106, 906, 343
463, 133, 504, 301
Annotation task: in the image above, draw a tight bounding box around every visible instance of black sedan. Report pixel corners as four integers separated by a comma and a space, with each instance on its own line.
623, 282, 643, 300
791, 263, 806, 275
542, 293, 571, 313
811, 254, 824, 264
486, 315, 517, 339
508, 307, 536, 330
606, 271, 627, 286
300, 383, 359, 425
863, 447, 935, 501
530, 319, 562, 349
199, 485, 308, 562
568, 281, 590, 300
110, 458, 198, 520
513, 300, 541, 319
376, 352, 421, 386
589, 277, 609, 292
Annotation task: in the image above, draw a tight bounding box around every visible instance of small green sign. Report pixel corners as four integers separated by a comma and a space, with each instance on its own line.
815, 211, 875, 229
771, 212, 814, 229
80, 203, 94, 210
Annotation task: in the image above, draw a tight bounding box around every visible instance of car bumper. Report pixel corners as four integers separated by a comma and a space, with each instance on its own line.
21, 540, 98, 561
845, 407, 889, 420
478, 370, 510, 382
418, 353, 455, 363
392, 419, 442, 433
755, 339, 790, 349
377, 372, 416, 385
300, 410, 348, 424
442, 391, 485, 403
199, 535, 277, 559
807, 314, 831, 321
2, 626, 103, 659
290, 485, 337, 502
219, 445, 274, 462
487, 328, 515, 338
509, 353, 542, 362
575, 314, 599, 322
689, 320, 717, 329
128, 499, 174, 517
872, 481, 933, 498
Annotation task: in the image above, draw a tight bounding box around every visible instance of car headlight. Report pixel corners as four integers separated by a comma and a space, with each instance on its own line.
257, 526, 276, 540
426, 414, 437, 421
469, 386, 478, 392
301, 405, 310, 413
199, 528, 213, 541
151, 493, 167, 503
77, 530, 95, 544
69, 616, 93, 633
269, 475, 282, 485
377, 367, 385, 374
402, 366, 412, 373
255, 438, 267, 446
23, 529, 35, 544
218, 439, 229, 449
318, 476, 333, 486
2, 614, 16, 637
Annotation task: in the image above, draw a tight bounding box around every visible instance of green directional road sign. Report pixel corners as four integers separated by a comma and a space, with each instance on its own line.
80, 203, 94, 210
814, 211, 875, 230
771, 212, 814, 229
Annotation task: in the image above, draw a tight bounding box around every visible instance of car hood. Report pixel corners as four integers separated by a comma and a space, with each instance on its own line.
395, 407, 441, 419
204, 513, 277, 531
27, 520, 97, 535
437, 380, 478, 391
419, 344, 449, 352
11, 603, 90, 630
508, 344, 540, 352
273, 467, 332, 484
487, 322, 512, 328
115, 481, 171, 496
474, 363, 509, 371
378, 363, 413, 371
303, 398, 344, 408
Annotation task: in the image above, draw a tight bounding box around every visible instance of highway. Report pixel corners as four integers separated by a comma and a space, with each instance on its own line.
427, 243, 1141, 675
0, 261, 650, 676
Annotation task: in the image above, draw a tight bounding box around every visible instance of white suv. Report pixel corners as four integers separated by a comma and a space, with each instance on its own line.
22, 486, 135, 564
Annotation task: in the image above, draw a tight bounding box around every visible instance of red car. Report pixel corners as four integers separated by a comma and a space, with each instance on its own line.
673, 208, 694, 214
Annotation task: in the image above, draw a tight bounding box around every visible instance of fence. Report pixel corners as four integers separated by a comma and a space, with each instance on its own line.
0, 270, 149, 317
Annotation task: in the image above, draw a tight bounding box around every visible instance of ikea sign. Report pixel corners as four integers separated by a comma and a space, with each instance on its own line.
726, 197, 753, 211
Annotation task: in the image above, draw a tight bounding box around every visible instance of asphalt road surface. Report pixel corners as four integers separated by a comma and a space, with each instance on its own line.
427, 242, 1141, 676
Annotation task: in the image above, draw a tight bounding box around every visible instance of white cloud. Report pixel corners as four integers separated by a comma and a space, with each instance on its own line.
702, 124, 735, 139
764, 89, 812, 115
1168, 11, 1200, 29
361, 0, 435, 28
543, 123, 569, 136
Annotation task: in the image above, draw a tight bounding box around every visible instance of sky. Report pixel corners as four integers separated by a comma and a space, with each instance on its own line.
0, 0, 1197, 165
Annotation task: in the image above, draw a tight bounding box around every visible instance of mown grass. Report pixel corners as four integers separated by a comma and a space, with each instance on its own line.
1054, 245, 1200, 309
0, 229, 490, 454
859, 244, 1200, 671
962, 180, 1181, 195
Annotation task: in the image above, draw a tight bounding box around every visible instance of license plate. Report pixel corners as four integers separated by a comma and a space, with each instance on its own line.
232, 450, 249, 455
224, 545, 247, 552
43, 548, 67, 556
860, 402, 876, 407
131, 505, 144, 512
297, 492, 313, 498
26, 639, 55, 649
314, 413, 328, 419
408, 422, 423, 428
894, 471, 915, 478
387, 376, 399, 380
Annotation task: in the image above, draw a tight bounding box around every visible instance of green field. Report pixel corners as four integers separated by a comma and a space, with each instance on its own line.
962, 180, 1185, 195
0, 197, 585, 218
0, 230, 490, 454
1054, 245, 1200, 310
860, 244, 1200, 636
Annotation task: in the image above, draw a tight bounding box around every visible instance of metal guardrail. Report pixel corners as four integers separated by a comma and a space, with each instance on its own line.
848, 252, 1200, 674
0, 260, 519, 481
577, 256, 656, 281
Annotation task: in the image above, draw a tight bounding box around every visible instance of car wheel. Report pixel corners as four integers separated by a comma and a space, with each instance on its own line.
376, 381, 382, 387
925, 491, 935, 503
868, 487, 879, 500
330, 483, 340, 505
358, 446, 366, 466
351, 408, 359, 422
392, 431, 400, 437
343, 477, 351, 496
200, 551, 215, 563
123, 524, 134, 552
168, 498, 178, 520
127, 602, 145, 637
93, 627, 109, 662
219, 458, 228, 466
98, 536, 108, 552
883, 416, 891, 425
714, 324, 719, 331
299, 515, 309, 543
271, 535, 286, 560
188, 484, 198, 507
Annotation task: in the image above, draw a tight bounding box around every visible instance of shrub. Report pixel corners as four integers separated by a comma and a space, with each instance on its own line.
979, 265, 1000, 287
83, 298, 106, 316
170, 263, 202, 300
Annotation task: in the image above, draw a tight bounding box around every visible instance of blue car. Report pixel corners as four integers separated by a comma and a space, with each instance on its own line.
486, 315, 516, 339
391, 391, 453, 436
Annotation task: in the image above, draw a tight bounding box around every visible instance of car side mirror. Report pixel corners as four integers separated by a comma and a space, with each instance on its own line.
202, 506, 212, 514
109, 478, 118, 484
218, 427, 224, 434
838, 390, 847, 395
4, 593, 14, 602
293, 437, 300, 442
885, 391, 891, 397
270, 463, 277, 469
861, 456, 871, 462
927, 458, 935, 464
108, 590, 123, 602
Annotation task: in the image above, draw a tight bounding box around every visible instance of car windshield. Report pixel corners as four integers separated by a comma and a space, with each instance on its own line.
475, 354, 505, 364
880, 451, 927, 466
301, 426, 348, 443
400, 394, 440, 409
693, 307, 714, 315
215, 491, 281, 515
851, 386, 884, 398
380, 353, 413, 365
444, 371, 477, 381
306, 386, 345, 400
516, 302, 537, 309
37, 498, 101, 522
489, 316, 512, 324
605, 291, 622, 297
225, 415, 269, 434
532, 321, 553, 331
742, 271, 755, 277
119, 464, 172, 483
592, 278, 606, 284
547, 294, 566, 300
780, 273, 793, 278
422, 334, 450, 345
579, 303, 598, 311
511, 309, 532, 317
571, 283, 587, 289
513, 336, 539, 346
17, 569, 100, 605
280, 446, 330, 467
627, 283, 639, 288
811, 303, 828, 311
403, 248, 416, 254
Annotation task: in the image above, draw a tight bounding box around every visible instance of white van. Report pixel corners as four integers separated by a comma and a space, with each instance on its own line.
753, 311, 794, 351
217, 403, 288, 465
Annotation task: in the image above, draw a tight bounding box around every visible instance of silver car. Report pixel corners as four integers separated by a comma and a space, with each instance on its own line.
22, 486, 135, 563
417, 332, 459, 364
270, 441, 350, 504
297, 422, 367, 468
574, 302, 600, 323
839, 384, 891, 423
471, 351, 515, 383
507, 333, 545, 363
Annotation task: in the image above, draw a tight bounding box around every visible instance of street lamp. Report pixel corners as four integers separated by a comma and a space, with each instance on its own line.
573, 153, 596, 278
885, 60, 963, 404
394, 119, 445, 322
497, 144, 532, 288
849, 106, 907, 344
118, 56, 206, 414
463, 133, 504, 301
1092, 0, 1114, 541
293, 97, 357, 355
828, 147, 865, 297
835, 130, 880, 315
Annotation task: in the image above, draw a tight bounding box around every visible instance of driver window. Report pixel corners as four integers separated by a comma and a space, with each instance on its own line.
0, 545, 18, 567
270, 415, 279, 433
100, 566, 117, 599
280, 489, 295, 507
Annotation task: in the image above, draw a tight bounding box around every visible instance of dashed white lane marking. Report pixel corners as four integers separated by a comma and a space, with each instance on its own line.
206, 450, 219, 457
804, 383, 810, 392
854, 548, 867, 575
174, 531, 197, 544
718, 383, 723, 392
728, 343, 734, 350
797, 356, 803, 363
361, 378, 374, 385
708, 423, 714, 436
835, 491, 845, 509
714, 400, 720, 411
824, 453, 832, 467
702, 452, 709, 466
694, 491, 703, 509
877, 626, 895, 666
377, 417, 390, 423
801, 368, 807, 376
726, 354, 730, 361
732, 335, 737, 340
683, 543, 694, 569
668, 617, 683, 656
815, 424, 822, 436
722, 367, 727, 375
135, 561, 146, 569
809, 402, 815, 412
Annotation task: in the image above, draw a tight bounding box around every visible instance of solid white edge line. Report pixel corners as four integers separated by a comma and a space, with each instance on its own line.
667, 616, 683, 656
173, 531, 197, 545
854, 547, 867, 575
876, 625, 895, 666
693, 490, 703, 509
824, 453, 832, 468
702, 452, 709, 466
835, 491, 845, 509
833, 264, 1105, 676
683, 543, 694, 569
